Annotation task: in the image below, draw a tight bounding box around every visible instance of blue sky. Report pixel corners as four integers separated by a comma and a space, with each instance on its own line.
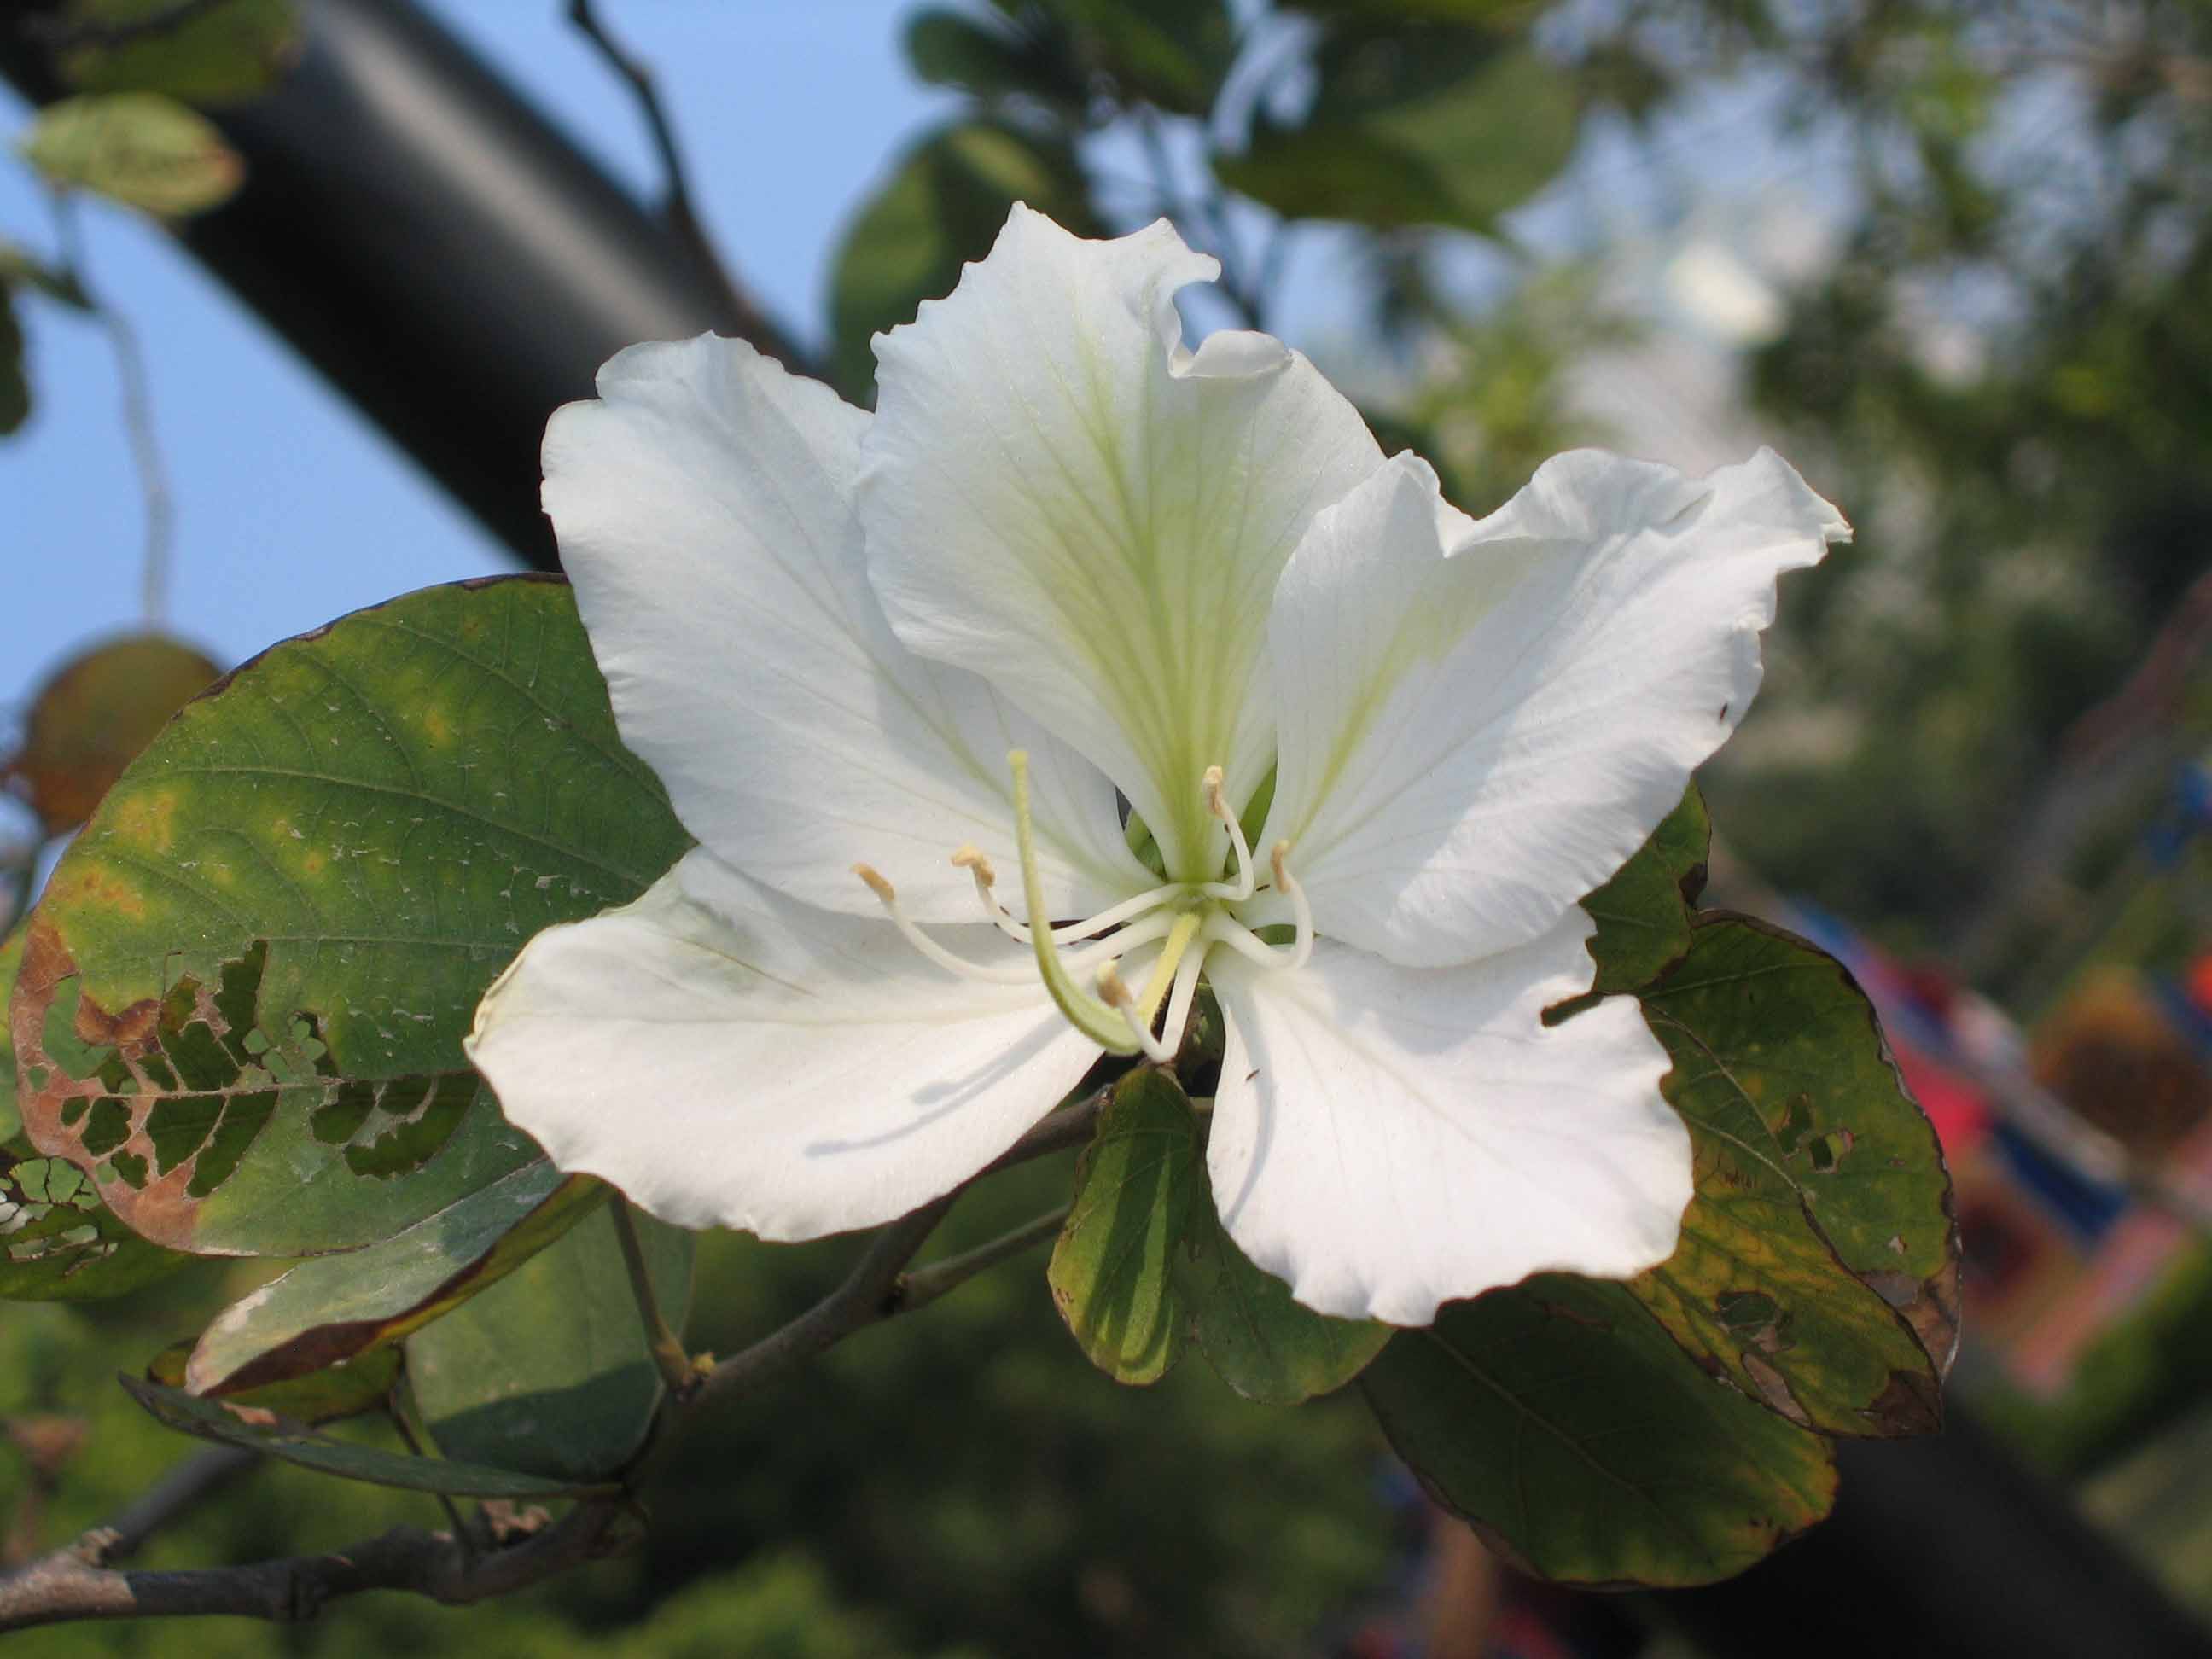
0, 1, 950, 743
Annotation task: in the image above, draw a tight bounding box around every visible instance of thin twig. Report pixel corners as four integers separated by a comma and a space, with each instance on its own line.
565, 0, 811, 374
687, 1196, 955, 1420
49, 195, 172, 626
899, 1205, 1070, 1314
610, 1197, 699, 1399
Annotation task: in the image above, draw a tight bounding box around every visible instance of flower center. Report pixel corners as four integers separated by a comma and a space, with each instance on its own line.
852, 752, 1312, 1060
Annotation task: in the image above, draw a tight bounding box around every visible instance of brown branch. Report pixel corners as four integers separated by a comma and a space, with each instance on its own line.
0, 1499, 625, 1632
565, 0, 812, 375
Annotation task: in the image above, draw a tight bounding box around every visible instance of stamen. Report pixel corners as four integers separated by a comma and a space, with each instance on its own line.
1199, 765, 1256, 902
1010, 750, 1145, 1055
853, 864, 1036, 984
856, 861, 1171, 989
1098, 960, 1175, 1063
1269, 841, 1315, 972
950, 844, 1184, 947
1196, 842, 1313, 974
1157, 938, 1208, 1057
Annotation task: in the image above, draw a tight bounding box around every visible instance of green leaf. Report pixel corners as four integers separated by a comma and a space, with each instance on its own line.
58, 0, 301, 108
1177, 1180, 1389, 1404
406, 1203, 694, 1486
904, 9, 1087, 114
1217, 29, 1576, 233
9, 576, 689, 1256
0, 288, 25, 438
1579, 782, 1709, 998
828, 119, 1101, 399
1049, 1067, 1195, 1384
184, 1166, 608, 1395
1639, 915, 1961, 1388
1, 929, 193, 1301
19, 92, 245, 217
119, 1372, 618, 1499
406, 1202, 693, 1483
1052, 0, 1235, 116
1361, 1274, 1837, 1586
1286, 0, 1538, 20
148, 1336, 398, 1425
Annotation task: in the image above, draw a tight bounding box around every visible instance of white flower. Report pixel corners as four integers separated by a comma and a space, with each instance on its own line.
464, 207, 1848, 1327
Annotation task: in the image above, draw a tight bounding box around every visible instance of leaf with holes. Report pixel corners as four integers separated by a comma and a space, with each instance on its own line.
1050, 1067, 1195, 1385
1361, 1273, 1837, 1586
148, 1336, 398, 1425
1639, 915, 1960, 1387
1, 929, 190, 1301
1177, 1168, 1389, 1405
9, 576, 689, 1255
185, 1164, 606, 1395
407, 1202, 692, 1482
120, 1373, 617, 1499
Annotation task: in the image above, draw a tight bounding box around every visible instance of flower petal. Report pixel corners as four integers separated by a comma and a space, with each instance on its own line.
861, 207, 1381, 882
1205, 922, 1690, 1326
1260, 447, 1848, 967
466, 849, 1105, 1238
543, 334, 1150, 923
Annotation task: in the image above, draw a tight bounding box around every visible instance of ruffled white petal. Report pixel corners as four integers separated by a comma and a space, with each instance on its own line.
1205, 920, 1690, 1326
1260, 447, 1848, 968
543, 334, 1150, 923
465, 849, 1106, 1239
860, 206, 1381, 883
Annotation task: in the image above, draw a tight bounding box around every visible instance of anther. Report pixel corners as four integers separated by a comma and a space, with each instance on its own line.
1098, 960, 1174, 1063
1270, 841, 1314, 971
950, 844, 997, 887
1201, 765, 1257, 902
853, 863, 897, 904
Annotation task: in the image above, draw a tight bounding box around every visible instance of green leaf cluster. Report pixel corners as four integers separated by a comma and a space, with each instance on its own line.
2, 580, 1956, 1598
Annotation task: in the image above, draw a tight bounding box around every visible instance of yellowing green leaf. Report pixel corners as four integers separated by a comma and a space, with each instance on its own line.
10, 578, 688, 1257
20, 93, 244, 217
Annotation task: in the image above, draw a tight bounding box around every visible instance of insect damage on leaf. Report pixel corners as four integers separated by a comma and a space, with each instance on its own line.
14, 924, 476, 1248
